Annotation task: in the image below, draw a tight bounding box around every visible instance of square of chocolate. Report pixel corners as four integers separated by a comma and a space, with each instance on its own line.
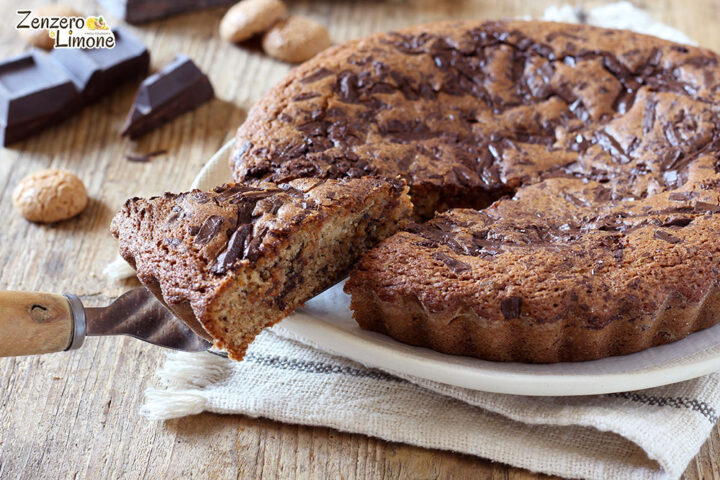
50, 26, 149, 101
122, 54, 214, 138
97, 0, 237, 24
0, 51, 80, 145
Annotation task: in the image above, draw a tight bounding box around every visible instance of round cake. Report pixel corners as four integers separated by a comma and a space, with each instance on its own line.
230, 20, 720, 362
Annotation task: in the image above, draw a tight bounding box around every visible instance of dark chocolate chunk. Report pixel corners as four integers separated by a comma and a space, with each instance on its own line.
500, 297, 522, 319
668, 192, 694, 201
301, 67, 334, 84
240, 189, 282, 199
654, 229, 682, 244
165, 205, 183, 224
97, 0, 237, 24
265, 197, 285, 215
212, 224, 253, 274
213, 184, 247, 202
563, 192, 589, 207
0, 28, 149, 145
126, 149, 167, 162
236, 199, 258, 224
0, 51, 80, 146
641, 98, 657, 135
292, 92, 320, 102
191, 192, 211, 204
661, 217, 693, 228
122, 55, 214, 139
50, 27, 149, 101
594, 130, 631, 164
244, 226, 269, 264
276, 260, 305, 310
695, 201, 720, 213
432, 251, 470, 273
194, 215, 224, 244
235, 140, 252, 159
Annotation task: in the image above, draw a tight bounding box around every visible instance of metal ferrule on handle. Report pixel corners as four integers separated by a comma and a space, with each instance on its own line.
63, 294, 86, 351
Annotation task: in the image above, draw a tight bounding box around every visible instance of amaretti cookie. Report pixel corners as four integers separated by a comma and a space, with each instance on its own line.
111, 178, 411, 360
229, 19, 720, 361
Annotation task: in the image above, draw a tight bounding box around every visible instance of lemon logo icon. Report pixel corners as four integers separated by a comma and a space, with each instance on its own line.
96, 16, 109, 30
86, 16, 109, 31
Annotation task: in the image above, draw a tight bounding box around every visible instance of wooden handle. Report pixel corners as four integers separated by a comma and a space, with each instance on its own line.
0, 291, 74, 356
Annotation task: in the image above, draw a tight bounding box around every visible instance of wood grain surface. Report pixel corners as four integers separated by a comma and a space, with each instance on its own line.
1, 0, 719, 478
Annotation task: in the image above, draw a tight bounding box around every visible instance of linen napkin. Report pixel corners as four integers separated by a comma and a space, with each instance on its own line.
137, 3, 720, 479
143, 329, 720, 480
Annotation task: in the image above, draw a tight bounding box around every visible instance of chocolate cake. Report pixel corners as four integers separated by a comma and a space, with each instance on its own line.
111, 178, 411, 360
230, 20, 720, 362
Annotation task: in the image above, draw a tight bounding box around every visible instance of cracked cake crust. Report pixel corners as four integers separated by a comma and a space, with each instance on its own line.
230, 20, 720, 362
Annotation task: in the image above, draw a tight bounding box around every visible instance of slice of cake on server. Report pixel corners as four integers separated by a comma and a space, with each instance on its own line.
111, 177, 412, 360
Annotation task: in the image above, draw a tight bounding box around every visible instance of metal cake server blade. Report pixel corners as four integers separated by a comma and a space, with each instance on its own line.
0, 287, 225, 357
82, 287, 214, 353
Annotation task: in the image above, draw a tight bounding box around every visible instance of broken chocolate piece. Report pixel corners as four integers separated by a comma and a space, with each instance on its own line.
0, 50, 80, 145
121, 54, 214, 139
695, 201, 720, 213
669, 192, 695, 201
97, 0, 237, 24
126, 149, 168, 162
194, 215, 224, 244
654, 229, 682, 244
50, 27, 149, 101
500, 297, 522, 319
212, 224, 253, 274
432, 251, 470, 273
0, 27, 149, 145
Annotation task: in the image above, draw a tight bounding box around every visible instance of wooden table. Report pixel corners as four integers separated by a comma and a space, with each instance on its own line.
1, 0, 720, 478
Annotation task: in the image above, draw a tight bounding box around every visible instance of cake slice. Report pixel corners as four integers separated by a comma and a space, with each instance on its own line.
111, 177, 412, 360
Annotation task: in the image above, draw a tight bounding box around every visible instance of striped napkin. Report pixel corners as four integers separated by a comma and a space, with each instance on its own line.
143, 328, 720, 480
137, 3, 718, 479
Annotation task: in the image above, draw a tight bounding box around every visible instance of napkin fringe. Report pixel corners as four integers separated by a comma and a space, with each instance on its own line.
102, 256, 136, 281
141, 352, 231, 420
157, 351, 231, 388
141, 389, 207, 420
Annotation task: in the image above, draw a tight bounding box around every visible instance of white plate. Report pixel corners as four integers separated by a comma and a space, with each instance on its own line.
196, 140, 720, 396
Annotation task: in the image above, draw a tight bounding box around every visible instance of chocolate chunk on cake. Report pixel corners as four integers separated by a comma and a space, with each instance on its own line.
111, 178, 412, 360
230, 19, 720, 361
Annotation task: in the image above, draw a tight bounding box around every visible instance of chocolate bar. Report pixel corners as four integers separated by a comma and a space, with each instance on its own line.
122, 55, 214, 139
0, 27, 149, 146
97, 0, 237, 24
0, 51, 79, 146
50, 26, 149, 101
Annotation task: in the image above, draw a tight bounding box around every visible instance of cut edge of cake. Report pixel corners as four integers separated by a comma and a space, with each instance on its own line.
111, 177, 412, 360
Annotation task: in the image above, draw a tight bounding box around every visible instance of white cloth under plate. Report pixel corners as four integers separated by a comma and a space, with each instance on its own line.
144, 331, 720, 480
138, 4, 718, 479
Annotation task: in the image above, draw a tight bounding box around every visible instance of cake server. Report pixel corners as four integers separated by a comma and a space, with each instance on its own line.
0, 287, 220, 357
